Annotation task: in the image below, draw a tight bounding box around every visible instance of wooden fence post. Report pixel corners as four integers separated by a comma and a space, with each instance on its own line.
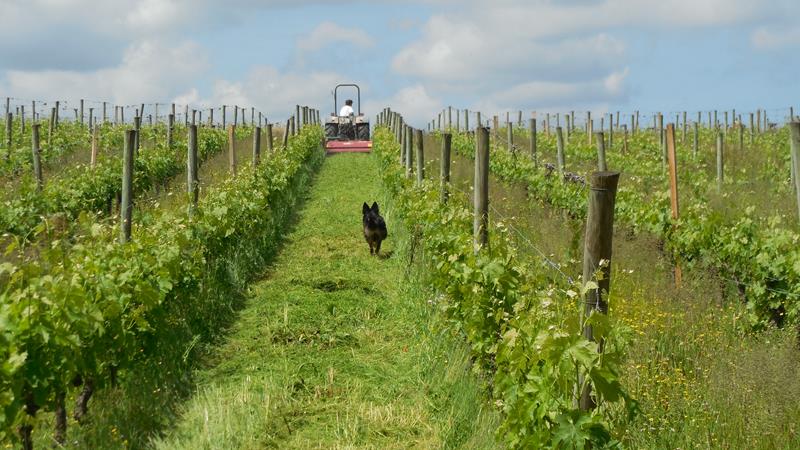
4, 112, 11, 159
788, 123, 800, 223
133, 116, 141, 156
579, 170, 621, 412
80, 99, 84, 126
120, 130, 135, 243
167, 114, 174, 149
529, 118, 537, 167
282, 118, 290, 148
266, 123, 274, 153
716, 132, 724, 190
693, 122, 699, 158
31, 124, 43, 191
415, 129, 424, 184
90, 124, 98, 168
622, 125, 628, 154
595, 132, 607, 171
253, 126, 261, 166
739, 122, 744, 150
474, 127, 489, 252
507, 122, 514, 152
608, 114, 614, 149
49, 108, 55, 145
750, 112, 755, 144
441, 132, 452, 203
229, 125, 237, 175
658, 113, 666, 170
556, 126, 565, 177
405, 126, 414, 178
682, 111, 688, 143
188, 125, 199, 207
666, 124, 682, 287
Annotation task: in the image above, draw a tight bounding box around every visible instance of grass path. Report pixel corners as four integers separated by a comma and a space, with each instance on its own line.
155, 153, 498, 449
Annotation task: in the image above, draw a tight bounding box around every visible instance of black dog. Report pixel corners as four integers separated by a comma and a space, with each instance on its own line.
362, 202, 388, 255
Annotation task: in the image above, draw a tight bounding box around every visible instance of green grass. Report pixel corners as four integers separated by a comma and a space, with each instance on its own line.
154, 153, 498, 449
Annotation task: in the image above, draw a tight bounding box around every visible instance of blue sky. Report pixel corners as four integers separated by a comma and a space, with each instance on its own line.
0, 0, 798, 126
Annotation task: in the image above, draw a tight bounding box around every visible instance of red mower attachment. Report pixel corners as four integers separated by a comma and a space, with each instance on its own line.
325, 140, 372, 154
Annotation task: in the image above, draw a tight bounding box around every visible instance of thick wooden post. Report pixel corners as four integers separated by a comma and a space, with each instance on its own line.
253, 126, 261, 166
556, 126, 565, 176
474, 127, 489, 252
415, 129, 424, 184
120, 130, 135, 243
31, 124, 43, 191
595, 132, 607, 171
188, 125, 199, 207
80, 99, 84, 126
749, 112, 755, 144
465, 109, 470, 131
289, 116, 296, 136
266, 123, 274, 153
529, 118, 537, 166
441, 133, 452, 203
693, 122, 699, 158
579, 170, 620, 412
789, 123, 800, 223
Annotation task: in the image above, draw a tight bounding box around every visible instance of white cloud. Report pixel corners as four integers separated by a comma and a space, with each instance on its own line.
297, 22, 374, 52
389, 0, 797, 115
205, 66, 349, 122
0, 39, 208, 105
364, 84, 442, 125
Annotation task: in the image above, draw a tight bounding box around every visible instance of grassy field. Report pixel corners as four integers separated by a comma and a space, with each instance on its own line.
153, 153, 498, 449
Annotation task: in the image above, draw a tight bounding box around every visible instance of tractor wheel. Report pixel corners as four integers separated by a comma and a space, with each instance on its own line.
325, 123, 338, 140
356, 124, 370, 140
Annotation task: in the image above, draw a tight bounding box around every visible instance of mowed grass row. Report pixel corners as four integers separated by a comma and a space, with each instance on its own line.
155, 153, 498, 449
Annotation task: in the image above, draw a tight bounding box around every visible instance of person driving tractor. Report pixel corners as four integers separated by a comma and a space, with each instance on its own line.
339, 99, 354, 117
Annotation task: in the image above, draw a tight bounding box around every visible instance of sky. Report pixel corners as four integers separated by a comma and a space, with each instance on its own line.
0, 0, 798, 127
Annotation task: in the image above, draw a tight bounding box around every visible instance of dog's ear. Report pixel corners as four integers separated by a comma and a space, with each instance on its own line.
371, 202, 379, 213
363, 202, 370, 214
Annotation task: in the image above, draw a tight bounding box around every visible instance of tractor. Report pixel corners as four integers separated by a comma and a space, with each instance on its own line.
324, 83, 371, 153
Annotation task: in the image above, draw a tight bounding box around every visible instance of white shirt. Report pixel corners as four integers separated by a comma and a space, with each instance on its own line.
339, 105, 354, 116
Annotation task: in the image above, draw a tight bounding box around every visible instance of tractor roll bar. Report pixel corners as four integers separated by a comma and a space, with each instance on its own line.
333, 84, 361, 115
